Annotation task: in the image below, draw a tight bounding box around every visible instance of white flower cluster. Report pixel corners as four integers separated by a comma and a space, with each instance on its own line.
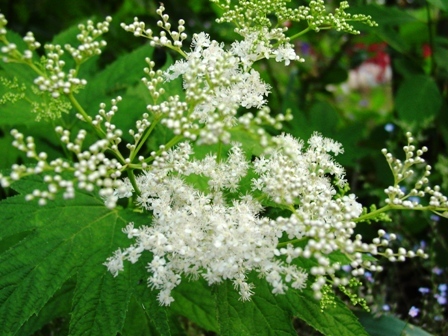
105, 134, 363, 304
120, 4, 306, 145
231, 27, 303, 67
252, 133, 365, 296
253, 133, 345, 205
105, 139, 317, 305
162, 32, 277, 144
105, 131, 435, 304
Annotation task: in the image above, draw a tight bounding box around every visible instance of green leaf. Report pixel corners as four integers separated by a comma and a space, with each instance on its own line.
0, 32, 40, 126
215, 275, 297, 336
132, 264, 172, 336
171, 278, 219, 332
288, 100, 340, 142
395, 75, 442, 126
215, 274, 368, 336
18, 279, 75, 335
375, 26, 410, 54
75, 44, 154, 108
352, 5, 418, 26
309, 101, 339, 137
356, 311, 433, 336
122, 295, 155, 336
0, 176, 143, 335
285, 287, 369, 336
0, 135, 21, 170
426, 0, 448, 11
434, 44, 448, 73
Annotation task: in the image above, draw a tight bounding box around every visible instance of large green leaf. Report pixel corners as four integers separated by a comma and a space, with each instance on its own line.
17, 279, 75, 335
171, 278, 219, 332
395, 75, 442, 126
77, 43, 154, 107
356, 311, 433, 336
132, 266, 172, 336
0, 32, 41, 126
375, 26, 410, 54
426, 0, 448, 11
215, 276, 297, 336
0, 175, 146, 335
215, 273, 368, 336
285, 286, 369, 336
351, 5, 418, 26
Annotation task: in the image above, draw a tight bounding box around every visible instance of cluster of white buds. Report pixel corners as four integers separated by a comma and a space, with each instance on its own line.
335, 229, 428, 281
306, 0, 377, 34
34, 44, 87, 98
0, 14, 41, 63
33, 15, 111, 98
238, 107, 293, 147
141, 58, 166, 102
120, 5, 187, 52
93, 96, 124, 151
2, 97, 129, 208
139, 58, 199, 142
0, 15, 109, 98
0, 41, 18, 63
125, 112, 151, 154
212, 0, 376, 39
64, 17, 111, 63
213, 0, 306, 28
55, 122, 125, 208
381, 132, 448, 214
374, 230, 427, 261
2, 129, 74, 204
23, 32, 41, 51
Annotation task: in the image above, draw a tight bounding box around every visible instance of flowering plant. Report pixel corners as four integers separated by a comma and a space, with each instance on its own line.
0, 0, 446, 335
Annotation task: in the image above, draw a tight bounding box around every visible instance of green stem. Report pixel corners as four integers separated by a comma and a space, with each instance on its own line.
68, 93, 106, 138
277, 237, 306, 249
130, 116, 162, 162
288, 27, 312, 41
68, 94, 126, 164
356, 203, 448, 223
355, 204, 392, 223
216, 140, 223, 162
169, 46, 187, 59
425, 0, 436, 76
127, 169, 141, 196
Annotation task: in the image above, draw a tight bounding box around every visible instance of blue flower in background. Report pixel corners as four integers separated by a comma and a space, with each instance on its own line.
409, 306, 420, 318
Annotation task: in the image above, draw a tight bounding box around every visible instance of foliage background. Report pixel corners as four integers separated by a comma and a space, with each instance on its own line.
0, 0, 447, 334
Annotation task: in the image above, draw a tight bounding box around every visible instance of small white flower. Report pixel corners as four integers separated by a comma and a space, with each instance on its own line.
273, 44, 298, 66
